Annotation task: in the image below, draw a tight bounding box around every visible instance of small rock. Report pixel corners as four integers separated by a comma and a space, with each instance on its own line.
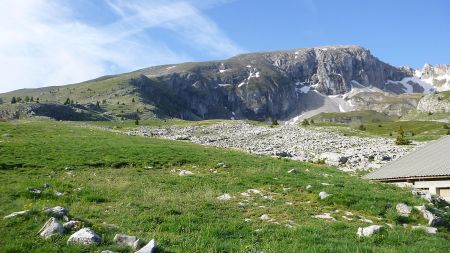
305, 185, 312, 190
63, 220, 81, 230
260, 214, 270, 220
39, 217, 65, 239
319, 192, 331, 200
178, 170, 194, 176
247, 189, 262, 195
27, 188, 41, 194
287, 168, 297, 174
113, 234, 141, 249
396, 203, 412, 216
216, 162, 226, 168
135, 239, 157, 253
358, 216, 373, 223
321, 183, 334, 186
244, 218, 252, 222
3, 210, 30, 219
412, 225, 437, 235
241, 192, 251, 197
262, 195, 273, 201
342, 215, 353, 221
55, 191, 64, 197
67, 227, 101, 245
386, 223, 395, 228
44, 206, 68, 218
217, 194, 232, 201
313, 213, 336, 221
43, 183, 50, 188
357, 225, 384, 237
381, 156, 391, 161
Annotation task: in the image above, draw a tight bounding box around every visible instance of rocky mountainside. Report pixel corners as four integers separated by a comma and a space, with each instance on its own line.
0, 45, 447, 121
415, 64, 450, 91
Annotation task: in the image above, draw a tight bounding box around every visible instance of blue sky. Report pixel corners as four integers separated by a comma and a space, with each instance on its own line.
0, 0, 449, 92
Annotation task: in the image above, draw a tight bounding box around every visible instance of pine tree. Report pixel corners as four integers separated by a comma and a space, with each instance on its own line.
24, 96, 30, 102
132, 98, 135, 103
96, 101, 100, 108
64, 98, 70, 105
30, 96, 34, 102
11, 96, 17, 104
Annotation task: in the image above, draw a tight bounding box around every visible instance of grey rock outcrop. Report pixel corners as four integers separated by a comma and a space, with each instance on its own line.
417, 93, 450, 113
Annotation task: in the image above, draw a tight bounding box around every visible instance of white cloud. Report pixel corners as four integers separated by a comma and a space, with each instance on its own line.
0, 0, 243, 93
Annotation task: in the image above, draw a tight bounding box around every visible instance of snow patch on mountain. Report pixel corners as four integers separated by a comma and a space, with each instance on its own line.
386, 77, 435, 93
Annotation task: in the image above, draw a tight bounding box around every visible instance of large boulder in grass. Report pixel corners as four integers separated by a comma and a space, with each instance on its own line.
67, 228, 101, 245
39, 217, 65, 239
357, 225, 384, 237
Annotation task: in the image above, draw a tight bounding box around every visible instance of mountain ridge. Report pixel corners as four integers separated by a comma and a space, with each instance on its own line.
1, 45, 449, 121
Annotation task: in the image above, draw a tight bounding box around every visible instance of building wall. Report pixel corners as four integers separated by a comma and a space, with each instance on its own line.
389, 179, 450, 201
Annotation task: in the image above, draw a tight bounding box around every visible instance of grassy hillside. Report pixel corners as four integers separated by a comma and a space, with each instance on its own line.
308, 111, 449, 141
1, 120, 449, 252
309, 110, 397, 124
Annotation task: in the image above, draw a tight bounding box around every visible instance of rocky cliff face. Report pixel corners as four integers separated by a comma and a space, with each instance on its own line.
417, 92, 450, 113
131, 45, 413, 120
416, 64, 450, 91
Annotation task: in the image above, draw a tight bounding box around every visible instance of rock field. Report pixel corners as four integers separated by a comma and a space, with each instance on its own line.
129, 123, 423, 172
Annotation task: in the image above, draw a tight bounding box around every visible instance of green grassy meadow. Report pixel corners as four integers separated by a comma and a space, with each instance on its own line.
1, 120, 449, 252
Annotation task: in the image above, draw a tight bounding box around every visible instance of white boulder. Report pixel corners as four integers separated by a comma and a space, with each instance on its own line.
135, 239, 157, 253
357, 225, 384, 237
178, 170, 194, 176
396, 203, 412, 216
67, 227, 101, 245
319, 192, 331, 200
39, 217, 65, 239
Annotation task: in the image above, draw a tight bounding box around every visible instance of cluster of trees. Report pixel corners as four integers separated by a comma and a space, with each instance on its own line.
64, 98, 75, 105
10, 96, 39, 104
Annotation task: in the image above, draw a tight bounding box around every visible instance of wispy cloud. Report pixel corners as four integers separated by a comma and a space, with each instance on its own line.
0, 0, 242, 93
